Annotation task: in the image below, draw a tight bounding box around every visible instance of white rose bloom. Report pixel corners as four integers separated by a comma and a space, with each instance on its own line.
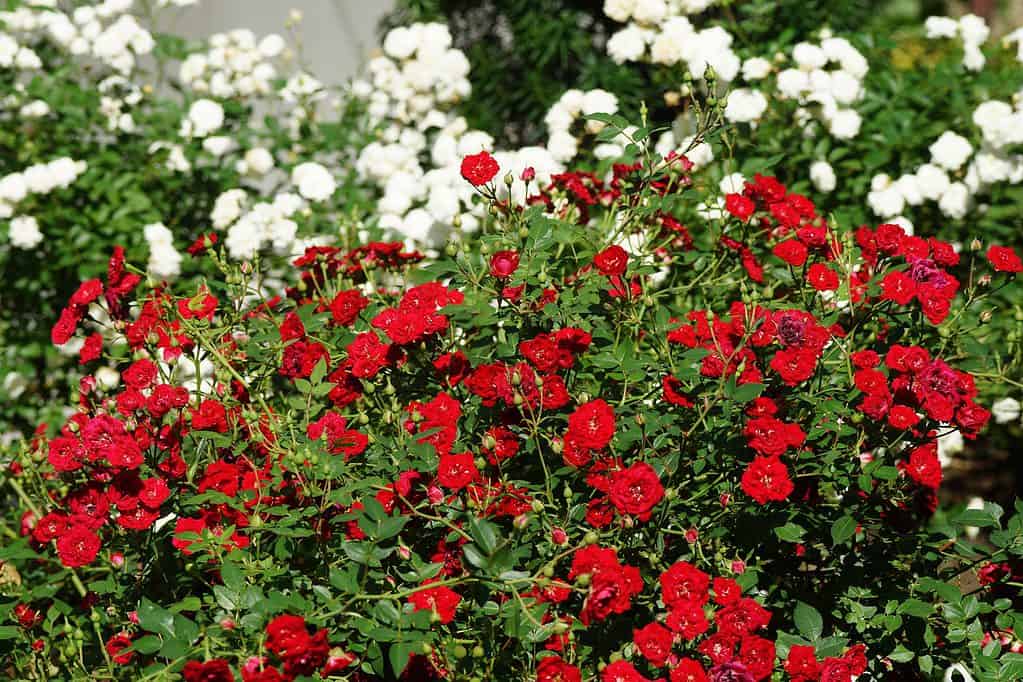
718, 172, 745, 194
202, 136, 233, 156
895, 174, 923, 206
938, 182, 970, 219
973, 100, 1012, 133
827, 109, 861, 139
809, 160, 836, 193
889, 216, 914, 235
915, 164, 950, 200
20, 100, 49, 118
929, 131, 973, 171
547, 130, 579, 162
607, 25, 648, 64
243, 147, 274, 175
958, 14, 990, 45
776, 69, 810, 99
829, 71, 862, 105
23, 164, 56, 194
867, 178, 905, 218
258, 33, 285, 58
924, 16, 958, 39
95, 367, 121, 391
0, 173, 27, 203
186, 99, 224, 137
9, 215, 43, 249
992, 397, 1021, 424
741, 57, 771, 80
792, 42, 827, 70
975, 151, 1012, 184
962, 43, 985, 72
723, 88, 767, 123
632, 0, 667, 25
211, 189, 247, 229
604, 0, 637, 23
581, 89, 619, 117
291, 162, 336, 202
2, 372, 29, 400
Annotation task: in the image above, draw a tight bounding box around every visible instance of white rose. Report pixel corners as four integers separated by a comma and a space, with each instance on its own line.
915, 164, 950, 201
243, 147, 274, 175
991, 397, 1021, 424
924, 16, 958, 39
741, 57, 771, 80
938, 182, 971, 219
186, 98, 224, 137
291, 162, 336, 202
929, 131, 973, 171
723, 88, 768, 123
603, 0, 636, 22
607, 25, 648, 64
809, 160, 836, 193
827, 109, 861, 139
9, 215, 43, 249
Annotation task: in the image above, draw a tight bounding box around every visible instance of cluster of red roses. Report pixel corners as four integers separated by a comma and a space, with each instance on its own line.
536, 556, 868, 682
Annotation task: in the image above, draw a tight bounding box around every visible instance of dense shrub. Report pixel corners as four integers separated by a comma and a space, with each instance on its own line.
3, 132, 1023, 679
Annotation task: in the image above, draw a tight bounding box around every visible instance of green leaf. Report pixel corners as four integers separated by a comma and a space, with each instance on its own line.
389, 641, 418, 677
468, 516, 499, 555
831, 516, 857, 546
794, 601, 823, 641
774, 523, 806, 543
137, 598, 174, 639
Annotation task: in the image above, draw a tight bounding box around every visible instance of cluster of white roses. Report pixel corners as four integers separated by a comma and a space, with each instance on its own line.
178, 28, 286, 98
144, 222, 184, 280
544, 88, 621, 162
1, 157, 88, 249
1, 0, 155, 75
352, 22, 470, 126
924, 14, 990, 72
97, 75, 143, 132
868, 97, 1023, 222
605, 11, 739, 84
210, 161, 336, 261
353, 23, 568, 251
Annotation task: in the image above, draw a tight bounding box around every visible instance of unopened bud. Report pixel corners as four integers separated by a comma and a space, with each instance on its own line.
971, 239, 983, 252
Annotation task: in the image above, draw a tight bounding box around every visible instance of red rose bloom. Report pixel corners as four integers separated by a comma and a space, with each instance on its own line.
725, 193, 755, 221
460, 151, 500, 185
902, 443, 941, 489
329, 289, 369, 326
669, 659, 708, 682
602, 660, 661, 682
537, 656, 582, 682
784, 645, 820, 682
741, 456, 794, 504
490, 250, 520, 279
437, 452, 479, 490
772, 239, 808, 267
594, 245, 629, 276
633, 622, 675, 667
55, 525, 101, 568
182, 659, 235, 682
807, 263, 839, 291
408, 584, 461, 623
105, 632, 134, 664
880, 271, 916, 305
987, 245, 1022, 273
660, 561, 710, 608
70, 278, 104, 306
609, 462, 664, 519
567, 399, 616, 451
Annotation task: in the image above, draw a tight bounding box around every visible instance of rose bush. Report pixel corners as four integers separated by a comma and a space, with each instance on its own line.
2, 129, 1023, 680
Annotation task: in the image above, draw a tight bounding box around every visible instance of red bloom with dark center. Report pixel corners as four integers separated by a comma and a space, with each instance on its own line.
659, 561, 710, 608
182, 659, 235, 682
807, 263, 839, 291
437, 452, 479, 491
329, 289, 369, 326
594, 245, 629, 276
567, 399, 615, 451
609, 461, 664, 519
55, 525, 101, 568
725, 193, 755, 221
460, 151, 500, 185
987, 245, 1022, 273
536, 655, 582, 682
490, 250, 520, 279
741, 456, 794, 504
407, 583, 461, 623
633, 622, 675, 667
772, 239, 808, 267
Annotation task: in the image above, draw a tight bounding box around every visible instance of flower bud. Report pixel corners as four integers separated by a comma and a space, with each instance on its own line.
971, 239, 983, 252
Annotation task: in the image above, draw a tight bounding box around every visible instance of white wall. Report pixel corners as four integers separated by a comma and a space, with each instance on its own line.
173, 0, 395, 83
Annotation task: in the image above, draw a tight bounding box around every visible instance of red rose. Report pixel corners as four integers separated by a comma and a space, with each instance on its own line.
79, 332, 103, 364
725, 193, 755, 221
105, 632, 135, 665
437, 452, 479, 490
609, 462, 664, 518
880, 271, 916, 305
633, 622, 675, 667
408, 583, 461, 623
594, 245, 629, 276
741, 456, 794, 504
987, 245, 1022, 273
537, 656, 582, 682
566, 399, 616, 451
772, 239, 808, 267
669, 659, 708, 682
601, 660, 659, 682
784, 645, 820, 682
55, 525, 101, 568
70, 278, 104, 306
490, 250, 520, 279
182, 659, 235, 682
329, 289, 369, 326
659, 561, 710, 608
666, 600, 710, 640
770, 347, 819, 386
886, 404, 919, 429
807, 263, 839, 291
739, 635, 776, 681
460, 150, 500, 186
902, 443, 941, 489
